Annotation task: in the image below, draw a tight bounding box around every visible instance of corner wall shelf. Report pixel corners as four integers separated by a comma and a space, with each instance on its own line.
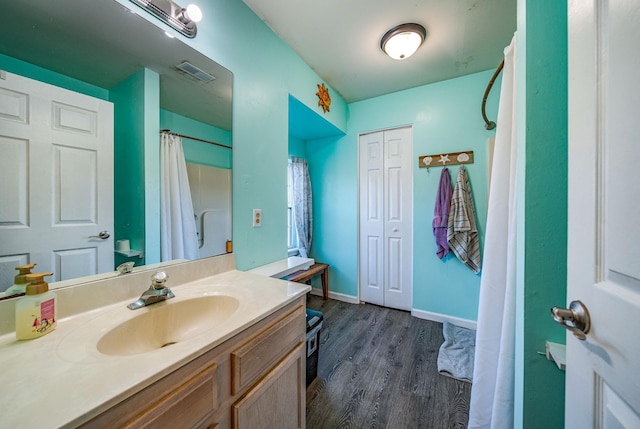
115, 249, 144, 258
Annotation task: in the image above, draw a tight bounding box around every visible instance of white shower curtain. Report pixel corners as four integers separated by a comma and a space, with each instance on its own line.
160, 132, 200, 261
468, 35, 518, 429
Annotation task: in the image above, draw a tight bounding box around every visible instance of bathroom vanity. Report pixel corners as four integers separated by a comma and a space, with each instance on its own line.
82, 299, 305, 428
0, 254, 310, 428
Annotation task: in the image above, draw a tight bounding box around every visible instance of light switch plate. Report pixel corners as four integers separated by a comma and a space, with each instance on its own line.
253, 209, 262, 227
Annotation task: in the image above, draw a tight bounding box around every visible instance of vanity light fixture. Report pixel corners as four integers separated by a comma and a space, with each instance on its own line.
380, 23, 427, 60
130, 0, 202, 38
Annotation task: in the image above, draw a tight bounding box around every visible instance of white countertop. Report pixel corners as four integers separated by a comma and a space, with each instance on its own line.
247, 256, 314, 278
0, 269, 310, 429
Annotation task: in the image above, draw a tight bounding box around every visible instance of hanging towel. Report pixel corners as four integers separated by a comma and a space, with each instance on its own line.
433, 167, 452, 259
447, 166, 481, 273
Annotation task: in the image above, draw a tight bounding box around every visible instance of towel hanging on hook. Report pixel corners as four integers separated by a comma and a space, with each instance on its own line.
447, 166, 481, 274
433, 167, 452, 259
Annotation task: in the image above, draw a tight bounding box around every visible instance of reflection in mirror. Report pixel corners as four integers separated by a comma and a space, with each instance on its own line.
0, 0, 232, 297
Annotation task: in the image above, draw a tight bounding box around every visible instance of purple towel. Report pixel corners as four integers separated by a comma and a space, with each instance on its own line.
433, 168, 452, 259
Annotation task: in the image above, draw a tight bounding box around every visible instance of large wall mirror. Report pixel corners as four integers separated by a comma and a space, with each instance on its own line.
0, 0, 232, 297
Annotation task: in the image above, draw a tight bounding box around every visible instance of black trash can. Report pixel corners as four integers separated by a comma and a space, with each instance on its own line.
305, 309, 323, 387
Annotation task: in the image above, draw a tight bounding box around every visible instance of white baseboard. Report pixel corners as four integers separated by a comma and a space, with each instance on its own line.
306, 291, 476, 329
309, 288, 359, 304
411, 308, 477, 330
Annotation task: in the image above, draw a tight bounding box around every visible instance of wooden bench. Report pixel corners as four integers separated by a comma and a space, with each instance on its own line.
285, 262, 329, 300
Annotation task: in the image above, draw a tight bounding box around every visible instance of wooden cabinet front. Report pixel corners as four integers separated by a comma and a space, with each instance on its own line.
232, 343, 305, 429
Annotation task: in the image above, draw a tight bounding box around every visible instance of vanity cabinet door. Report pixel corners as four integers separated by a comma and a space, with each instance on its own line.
232, 343, 305, 429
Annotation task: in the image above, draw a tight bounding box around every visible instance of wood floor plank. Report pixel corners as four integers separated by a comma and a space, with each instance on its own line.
306, 295, 472, 429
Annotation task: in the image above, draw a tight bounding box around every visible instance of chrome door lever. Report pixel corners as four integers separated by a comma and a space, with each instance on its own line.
89, 230, 110, 240
551, 300, 591, 340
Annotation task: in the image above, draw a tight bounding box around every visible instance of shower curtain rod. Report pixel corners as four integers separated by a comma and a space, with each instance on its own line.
160, 129, 232, 150
481, 59, 505, 130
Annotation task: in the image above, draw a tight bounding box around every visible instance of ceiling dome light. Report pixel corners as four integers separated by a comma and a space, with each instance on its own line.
380, 23, 426, 60
185, 4, 202, 23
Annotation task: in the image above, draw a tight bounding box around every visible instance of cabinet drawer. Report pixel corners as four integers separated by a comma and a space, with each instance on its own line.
81, 362, 218, 429
231, 305, 305, 394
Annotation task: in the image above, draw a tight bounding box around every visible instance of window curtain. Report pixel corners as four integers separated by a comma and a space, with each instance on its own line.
291, 157, 313, 258
160, 132, 200, 261
468, 34, 517, 429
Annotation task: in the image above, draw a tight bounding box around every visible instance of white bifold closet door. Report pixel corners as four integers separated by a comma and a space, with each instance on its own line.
0, 71, 113, 286
358, 127, 413, 311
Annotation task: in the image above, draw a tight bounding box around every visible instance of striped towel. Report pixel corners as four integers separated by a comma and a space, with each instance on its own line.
447, 166, 481, 274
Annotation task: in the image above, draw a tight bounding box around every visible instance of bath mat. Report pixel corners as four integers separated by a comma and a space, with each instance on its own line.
437, 321, 476, 383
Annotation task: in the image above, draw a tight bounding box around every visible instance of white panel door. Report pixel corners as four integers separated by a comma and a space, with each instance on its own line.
381, 127, 412, 310
565, 1, 640, 427
359, 131, 385, 306
0, 71, 113, 287
359, 127, 413, 310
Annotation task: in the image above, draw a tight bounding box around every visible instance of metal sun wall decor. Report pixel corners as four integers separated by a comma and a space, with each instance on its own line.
316, 83, 331, 113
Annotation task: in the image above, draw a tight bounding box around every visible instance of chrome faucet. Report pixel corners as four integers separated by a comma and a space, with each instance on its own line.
117, 262, 135, 275
127, 271, 175, 310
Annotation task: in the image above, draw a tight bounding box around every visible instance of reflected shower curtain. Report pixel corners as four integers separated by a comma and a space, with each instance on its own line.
291, 157, 313, 258
160, 132, 200, 261
468, 35, 517, 429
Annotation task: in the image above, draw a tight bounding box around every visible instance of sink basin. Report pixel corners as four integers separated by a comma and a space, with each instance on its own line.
97, 295, 239, 356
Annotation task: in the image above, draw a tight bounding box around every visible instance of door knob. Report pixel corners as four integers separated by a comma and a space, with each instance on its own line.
550, 300, 591, 340
89, 230, 110, 240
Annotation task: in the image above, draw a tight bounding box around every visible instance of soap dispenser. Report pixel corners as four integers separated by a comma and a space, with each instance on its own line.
15, 272, 57, 340
5, 263, 37, 296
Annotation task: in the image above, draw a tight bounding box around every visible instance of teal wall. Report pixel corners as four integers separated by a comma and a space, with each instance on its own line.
515, 1, 568, 428
110, 70, 159, 265
0, 53, 109, 100
6, 0, 351, 272
306, 70, 499, 319
288, 136, 307, 158
114, 0, 348, 270
141, 69, 161, 264
306, 134, 357, 296
160, 109, 232, 170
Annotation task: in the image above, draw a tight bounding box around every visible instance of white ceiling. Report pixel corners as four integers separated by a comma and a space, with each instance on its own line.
243, 0, 516, 103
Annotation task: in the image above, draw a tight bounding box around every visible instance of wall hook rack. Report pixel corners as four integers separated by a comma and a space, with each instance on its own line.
418, 151, 474, 169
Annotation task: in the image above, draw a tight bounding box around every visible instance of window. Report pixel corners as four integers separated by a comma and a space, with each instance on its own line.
287, 159, 299, 253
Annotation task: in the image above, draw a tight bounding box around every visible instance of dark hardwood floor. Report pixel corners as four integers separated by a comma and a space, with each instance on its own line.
305, 295, 471, 429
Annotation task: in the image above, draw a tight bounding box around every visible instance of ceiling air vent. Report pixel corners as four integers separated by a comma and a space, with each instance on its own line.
176, 61, 216, 83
